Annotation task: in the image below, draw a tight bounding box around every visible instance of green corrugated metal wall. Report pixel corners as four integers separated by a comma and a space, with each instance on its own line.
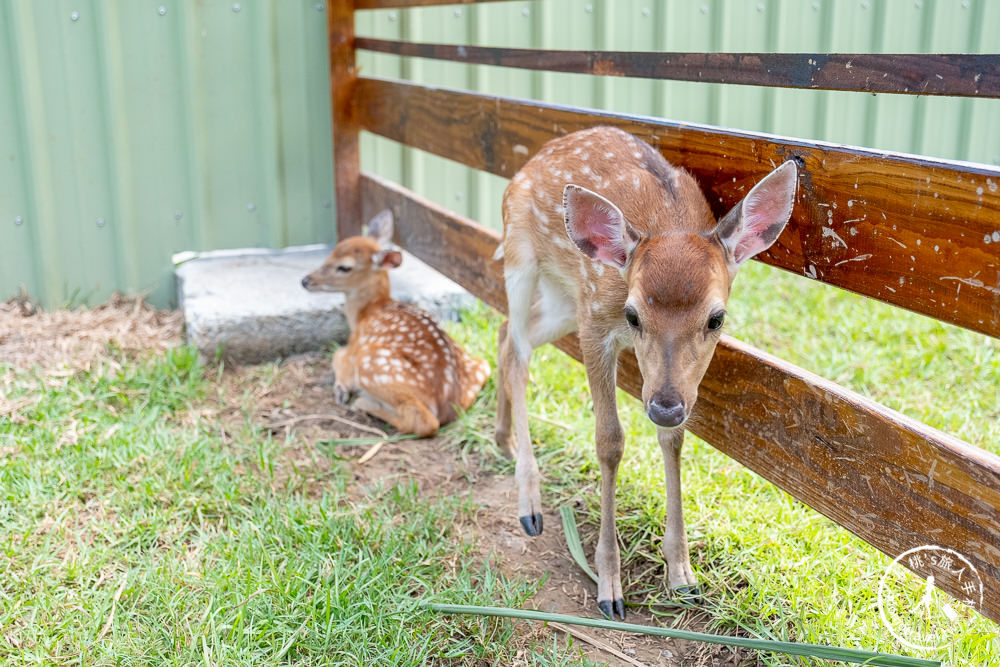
0, 0, 336, 307
2, 0, 998, 308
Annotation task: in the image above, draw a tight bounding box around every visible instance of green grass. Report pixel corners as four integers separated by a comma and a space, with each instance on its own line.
443, 261, 999, 666
2, 259, 996, 665
0, 348, 590, 665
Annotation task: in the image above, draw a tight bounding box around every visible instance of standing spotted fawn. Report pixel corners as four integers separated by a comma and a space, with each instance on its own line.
302, 210, 491, 437
496, 126, 797, 619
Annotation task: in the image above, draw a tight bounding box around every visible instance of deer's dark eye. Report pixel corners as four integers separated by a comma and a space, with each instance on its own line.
707, 311, 726, 331
624, 305, 640, 330
336, 264, 352, 274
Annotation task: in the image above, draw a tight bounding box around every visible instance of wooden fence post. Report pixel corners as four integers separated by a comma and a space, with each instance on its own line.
328, 0, 361, 239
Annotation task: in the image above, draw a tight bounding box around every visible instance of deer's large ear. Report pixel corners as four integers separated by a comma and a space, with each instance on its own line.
563, 185, 640, 269
715, 161, 798, 269
373, 248, 402, 270
366, 209, 394, 247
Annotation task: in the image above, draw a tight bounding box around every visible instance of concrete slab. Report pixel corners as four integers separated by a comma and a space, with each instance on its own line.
174, 244, 477, 364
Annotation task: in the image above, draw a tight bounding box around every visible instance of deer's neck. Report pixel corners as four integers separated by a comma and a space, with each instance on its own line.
344, 272, 392, 330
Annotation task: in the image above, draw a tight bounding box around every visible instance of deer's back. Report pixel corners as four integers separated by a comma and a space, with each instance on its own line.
501, 127, 715, 307
349, 301, 489, 423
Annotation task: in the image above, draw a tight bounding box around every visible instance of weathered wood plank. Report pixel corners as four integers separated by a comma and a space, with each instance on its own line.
357, 38, 1000, 98
329, 0, 362, 239
361, 170, 1000, 624
355, 77, 1000, 339
355, 0, 508, 9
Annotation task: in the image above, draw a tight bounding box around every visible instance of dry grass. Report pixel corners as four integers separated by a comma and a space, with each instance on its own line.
0, 293, 182, 372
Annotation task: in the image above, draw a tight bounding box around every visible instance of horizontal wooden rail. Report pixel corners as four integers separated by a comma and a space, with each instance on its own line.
357, 38, 1000, 98
355, 0, 507, 8
355, 76, 1000, 339
360, 170, 1000, 624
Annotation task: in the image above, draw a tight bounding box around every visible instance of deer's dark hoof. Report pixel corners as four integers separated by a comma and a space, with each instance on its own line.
673, 584, 703, 604
598, 598, 626, 621
519, 513, 543, 536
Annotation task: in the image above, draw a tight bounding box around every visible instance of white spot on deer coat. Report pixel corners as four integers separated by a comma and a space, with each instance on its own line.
531, 200, 549, 224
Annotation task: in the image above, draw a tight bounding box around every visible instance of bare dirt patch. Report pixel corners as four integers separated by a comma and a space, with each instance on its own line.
2, 299, 760, 666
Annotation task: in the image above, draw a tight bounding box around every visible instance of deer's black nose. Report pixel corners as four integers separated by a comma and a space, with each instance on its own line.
301, 276, 311, 289
647, 399, 686, 428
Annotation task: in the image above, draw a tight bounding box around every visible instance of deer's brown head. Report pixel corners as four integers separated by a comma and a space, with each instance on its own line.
301, 210, 402, 294
564, 161, 798, 428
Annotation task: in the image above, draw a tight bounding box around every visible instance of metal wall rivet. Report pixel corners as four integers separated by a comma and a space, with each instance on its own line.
315, 3, 324, 11
14, 215, 24, 226
757, 2, 765, 11
454, 7, 462, 16
323, 199, 332, 209
174, 211, 183, 221
700, 5, 709, 14
521, 7, 530, 16
97, 217, 106, 228
812, 1, 820, 8
860, 1, 869, 8
455, 192, 463, 201
158, 6, 166, 15
247, 202, 256, 212
642, 7, 651, 17
233, 3, 241, 13
585, 4, 593, 13
70, 10, 80, 21
388, 11, 397, 21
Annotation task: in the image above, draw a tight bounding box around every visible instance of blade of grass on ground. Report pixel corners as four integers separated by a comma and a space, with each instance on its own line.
424, 604, 941, 667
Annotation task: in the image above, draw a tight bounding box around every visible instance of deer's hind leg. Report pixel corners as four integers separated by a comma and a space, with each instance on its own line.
500, 257, 543, 536
501, 258, 579, 537
494, 320, 515, 458
354, 387, 440, 438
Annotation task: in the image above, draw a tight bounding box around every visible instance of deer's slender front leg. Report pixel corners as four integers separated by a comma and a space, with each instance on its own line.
581, 329, 626, 620
332, 347, 355, 404
658, 427, 699, 596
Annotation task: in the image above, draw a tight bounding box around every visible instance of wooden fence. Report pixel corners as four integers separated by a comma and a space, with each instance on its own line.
328, 0, 1000, 624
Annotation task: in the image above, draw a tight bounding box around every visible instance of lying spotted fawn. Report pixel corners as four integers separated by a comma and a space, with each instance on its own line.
302, 210, 491, 437
495, 126, 798, 619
